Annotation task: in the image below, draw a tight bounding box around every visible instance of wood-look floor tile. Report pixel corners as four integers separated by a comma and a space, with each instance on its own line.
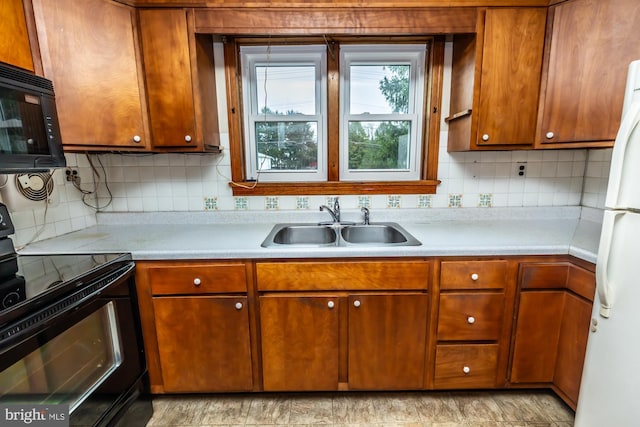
414, 392, 465, 423
199, 395, 253, 425
530, 393, 575, 423
452, 392, 507, 423
491, 391, 554, 423
287, 396, 333, 424
147, 396, 209, 426
245, 395, 291, 424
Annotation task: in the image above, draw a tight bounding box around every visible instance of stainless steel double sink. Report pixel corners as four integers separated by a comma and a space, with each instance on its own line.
261, 222, 422, 248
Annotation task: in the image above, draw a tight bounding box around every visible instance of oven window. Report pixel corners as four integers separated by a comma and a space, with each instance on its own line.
0, 302, 122, 413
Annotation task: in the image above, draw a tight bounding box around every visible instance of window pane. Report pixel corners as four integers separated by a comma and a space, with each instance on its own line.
349, 65, 410, 114
348, 121, 411, 170
255, 121, 318, 171
256, 66, 316, 115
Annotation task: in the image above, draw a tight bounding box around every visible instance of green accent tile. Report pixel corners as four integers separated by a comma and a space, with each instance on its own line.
358, 196, 372, 209
204, 197, 218, 211
479, 193, 493, 208
296, 196, 310, 210
265, 196, 279, 210
387, 195, 401, 208
234, 196, 248, 210
418, 195, 433, 208
448, 194, 462, 208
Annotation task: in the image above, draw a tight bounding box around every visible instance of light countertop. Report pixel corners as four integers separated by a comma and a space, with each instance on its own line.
17, 207, 602, 264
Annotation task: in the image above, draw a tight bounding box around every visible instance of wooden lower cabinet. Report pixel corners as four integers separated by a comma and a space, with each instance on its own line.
153, 296, 253, 392
434, 344, 500, 388
510, 262, 595, 409
348, 294, 429, 390
259, 292, 429, 391
259, 295, 340, 391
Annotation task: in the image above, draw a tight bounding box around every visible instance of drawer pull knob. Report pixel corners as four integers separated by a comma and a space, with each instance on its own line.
353, 300, 361, 308
328, 301, 335, 309
185, 135, 192, 142
463, 366, 471, 374
193, 278, 201, 286
467, 316, 476, 324
482, 134, 489, 141
133, 135, 142, 143
546, 131, 555, 139
471, 273, 479, 281
235, 302, 243, 310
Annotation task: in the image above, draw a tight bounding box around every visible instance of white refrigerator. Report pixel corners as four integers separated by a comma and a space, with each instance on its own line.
575, 60, 640, 426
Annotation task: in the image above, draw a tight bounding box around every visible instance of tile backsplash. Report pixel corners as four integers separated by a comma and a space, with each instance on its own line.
3, 144, 611, 247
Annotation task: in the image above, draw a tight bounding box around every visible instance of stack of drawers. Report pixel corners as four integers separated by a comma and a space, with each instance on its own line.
434, 260, 509, 388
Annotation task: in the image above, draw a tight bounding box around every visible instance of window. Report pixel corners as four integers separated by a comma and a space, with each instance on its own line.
340, 45, 426, 181
240, 45, 327, 182
227, 37, 441, 195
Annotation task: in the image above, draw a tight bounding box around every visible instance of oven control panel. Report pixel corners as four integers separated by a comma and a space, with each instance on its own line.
0, 203, 15, 238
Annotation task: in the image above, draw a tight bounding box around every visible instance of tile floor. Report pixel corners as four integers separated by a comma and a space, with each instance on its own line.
146, 390, 575, 426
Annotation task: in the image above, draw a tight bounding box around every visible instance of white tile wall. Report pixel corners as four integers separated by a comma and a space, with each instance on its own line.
581, 148, 613, 209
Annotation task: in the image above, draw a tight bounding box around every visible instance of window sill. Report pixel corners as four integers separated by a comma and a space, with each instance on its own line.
229, 180, 440, 196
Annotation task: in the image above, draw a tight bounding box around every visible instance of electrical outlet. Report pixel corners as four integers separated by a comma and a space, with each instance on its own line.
516, 162, 527, 177
65, 167, 80, 184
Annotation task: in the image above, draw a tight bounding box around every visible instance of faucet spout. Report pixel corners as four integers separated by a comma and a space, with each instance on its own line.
319, 205, 339, 223
320, 198, 341, 223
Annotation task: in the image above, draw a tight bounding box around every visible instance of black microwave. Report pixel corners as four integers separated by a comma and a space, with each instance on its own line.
0, 62, 65, 173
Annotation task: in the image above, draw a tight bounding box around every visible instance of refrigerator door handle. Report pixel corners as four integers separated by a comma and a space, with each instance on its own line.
605, 100, 640, 208
596, 210, 624, 318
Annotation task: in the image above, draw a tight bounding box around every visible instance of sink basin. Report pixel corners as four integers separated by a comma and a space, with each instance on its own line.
262, 222, 421, 247
341, 223, 410, 244
262, 224, 337, 247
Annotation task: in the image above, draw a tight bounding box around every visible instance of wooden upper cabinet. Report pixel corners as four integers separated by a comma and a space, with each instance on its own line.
138, 8, 219, 151
0, 0, 34, 71
476, 8, 546, 147
448, 8, 546, 151
32, 0, 149, 149
537, 0, 640, 147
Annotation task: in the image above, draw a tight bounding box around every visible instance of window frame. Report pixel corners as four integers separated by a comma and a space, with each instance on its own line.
224, 37, 443, 196
339, 44, 427, 181
239, 45, 328, 182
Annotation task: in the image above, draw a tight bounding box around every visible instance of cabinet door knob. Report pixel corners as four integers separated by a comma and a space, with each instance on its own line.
462, 366, 471, 374
353, 300, 361, 308
193, 278, 201, 286
185, 135, 192, 142
327, 301, 335, 309
467, 316, 476, 324
546, 132, 554, 139
471, 273, 479, 281
482, 134, 490, 141
235, 302, 243, 310
133, 135, 142, 143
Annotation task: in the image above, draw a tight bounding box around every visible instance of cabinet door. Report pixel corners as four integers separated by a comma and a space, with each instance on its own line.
510, 291, 564, 383
554, 293, 592, 405
153, 296, 253, 392
138, 9, 197, 149
0, 0, 34, 71
32, 0, 148, 149
259, 295, 339, 391
348, 294, 429, 390
539, 0, 640, 146
476, 8, 546, 147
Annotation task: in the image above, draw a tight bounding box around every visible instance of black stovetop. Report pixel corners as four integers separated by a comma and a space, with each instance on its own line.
0, 252, 132, 327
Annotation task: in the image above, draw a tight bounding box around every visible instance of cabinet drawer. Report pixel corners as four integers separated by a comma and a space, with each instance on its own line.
520, 263, 569, 289
434, 344, 499, 388
256, 260, 429, 291
440, 260, 508, 290
437, 293, 504, 341
148, 263, 247, 295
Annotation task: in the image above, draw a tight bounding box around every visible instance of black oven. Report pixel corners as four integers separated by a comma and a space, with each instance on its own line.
0, 252, 152, 426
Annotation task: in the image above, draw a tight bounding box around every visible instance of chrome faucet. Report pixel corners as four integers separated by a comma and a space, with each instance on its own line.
319, 198, 341, 223
361, 207, 370, 225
